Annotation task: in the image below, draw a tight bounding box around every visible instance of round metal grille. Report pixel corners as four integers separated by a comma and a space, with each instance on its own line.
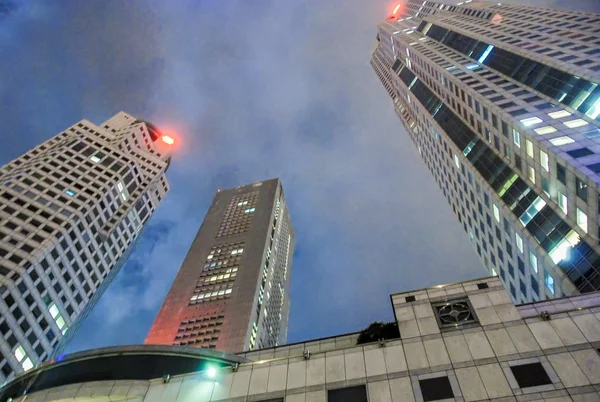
436, 302, 473, 325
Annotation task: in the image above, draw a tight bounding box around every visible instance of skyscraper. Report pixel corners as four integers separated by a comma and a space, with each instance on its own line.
372, 1, 600, 303
145, 178, 294, 353
0, 112, 173, 380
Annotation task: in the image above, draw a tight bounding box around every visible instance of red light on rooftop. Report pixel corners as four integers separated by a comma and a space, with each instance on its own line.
161, 135, 175, 145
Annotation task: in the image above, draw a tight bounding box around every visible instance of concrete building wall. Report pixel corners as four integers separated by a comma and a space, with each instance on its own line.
15, 276, 600, 401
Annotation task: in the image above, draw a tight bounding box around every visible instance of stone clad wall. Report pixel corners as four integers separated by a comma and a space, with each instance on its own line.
15, 276, 600, 401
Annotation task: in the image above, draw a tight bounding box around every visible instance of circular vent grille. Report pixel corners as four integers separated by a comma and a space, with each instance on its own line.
436, 301, 474, 325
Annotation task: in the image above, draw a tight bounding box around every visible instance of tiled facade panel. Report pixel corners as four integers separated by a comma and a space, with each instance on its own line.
371, 0, 600, 304
15, 276, 600, 401
145, 179, 294, 354
0, 112, 171, 380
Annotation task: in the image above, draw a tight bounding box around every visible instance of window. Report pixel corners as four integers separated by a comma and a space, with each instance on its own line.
577, 208, 588, 233
493, 204, 500, 222
454, 154, 460, 168
526, 140, 534, 157
419, 376, 455, 401
549, 136, 574, 146
520, 117, 542, 126
568, 148, 594, 158
557, 164, 566, 184
558, 192, 567, 214
576, 178, 588, 200
563, 119, 588, 128
545, 273, 555, 294
510, 362, 552, 388
540, 151, 549, 171
530, 251, 538, 273
328, 385, 367, 402
534, 126, 557, 135
513, 129, 521, 147
527, 165, 535, 184
90, 155, 101, 163
515, 233, 523, 253
548, 110, 571, 119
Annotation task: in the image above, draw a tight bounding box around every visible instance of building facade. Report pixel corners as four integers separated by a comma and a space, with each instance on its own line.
371, 0, 600, 304
145, 178, 294, 353
5, 275, 600, 401
0, 112, 173, 381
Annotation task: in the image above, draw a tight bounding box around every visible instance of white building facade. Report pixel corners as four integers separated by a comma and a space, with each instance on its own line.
0, 112, 172, 380
372, 1, 600, 303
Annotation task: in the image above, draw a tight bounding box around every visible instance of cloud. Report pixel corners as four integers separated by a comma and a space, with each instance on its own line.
3, 0, 596, 353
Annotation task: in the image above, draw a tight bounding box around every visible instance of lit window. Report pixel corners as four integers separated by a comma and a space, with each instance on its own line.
540, 151, 549, 172
549, 136, 574, 146
65, 189, 76, 197
207, 254, 213, 260
515, 233, 523, 253
548, 110, 571, 119
558, 192, 567, 214
90, 155, 101, 163
534, 126, 557, 135
526, 140, 534, 158
527, 165, 535, 184
117, 182, 124, 192
14, 346, 26, 362
49, 303, 59, 318
513, 129, 521, 147
577, 208, 588, 233
530, 252, 538, 273
120, 193, 127, 201
520, 117, 542, 126
454, 154, 460, 168
493, 204, 500, 222
55, 316, 66, 330
563, 119, 588, 128
22, 357, 34, 371
545, 272, 554, 295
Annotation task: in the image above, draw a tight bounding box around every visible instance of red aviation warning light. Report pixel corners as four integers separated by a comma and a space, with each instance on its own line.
161, 135, 175, 145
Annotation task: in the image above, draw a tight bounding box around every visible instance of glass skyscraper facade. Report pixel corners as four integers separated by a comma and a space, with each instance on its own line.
372, 1, 600, 303
145, 178, 294, 353
0, 112, 172, 380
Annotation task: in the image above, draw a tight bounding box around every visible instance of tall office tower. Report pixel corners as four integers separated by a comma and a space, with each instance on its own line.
372, 1, 600, 303
146, 178, 294, 353
0, 112, 173, 380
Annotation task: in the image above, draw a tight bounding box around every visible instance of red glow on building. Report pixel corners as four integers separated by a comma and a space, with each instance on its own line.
161, 135, 175, 145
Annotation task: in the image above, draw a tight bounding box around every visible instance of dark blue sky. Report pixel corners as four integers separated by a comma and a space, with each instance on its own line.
1, 0, 598, 354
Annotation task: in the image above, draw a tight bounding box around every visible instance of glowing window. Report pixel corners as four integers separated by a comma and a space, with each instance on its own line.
534, 126, 557, 135
558, 192, 567, 214
540, 151, 549, 172
563, 119, 588, 128
526, 140, 534, 158
530, 252, 538, 273
520, 117, 542, 126
527, 166, 535, 184
545, 273, 554, 294
513, 129, 521, 147
90, 155, 101, 163
577, 208, 588, 233
14, 346, 26, 362
493, 204, 500, 222
549, 136, 574, 146
548, 110, 571, 119
515, 233, 523, 253
49, 303, 59, 318
454, 154, 460, 168
22, 357, 34, 371
65, 189, 76, 197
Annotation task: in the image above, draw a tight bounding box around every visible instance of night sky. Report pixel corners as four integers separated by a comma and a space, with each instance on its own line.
1, 0, 599, 354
